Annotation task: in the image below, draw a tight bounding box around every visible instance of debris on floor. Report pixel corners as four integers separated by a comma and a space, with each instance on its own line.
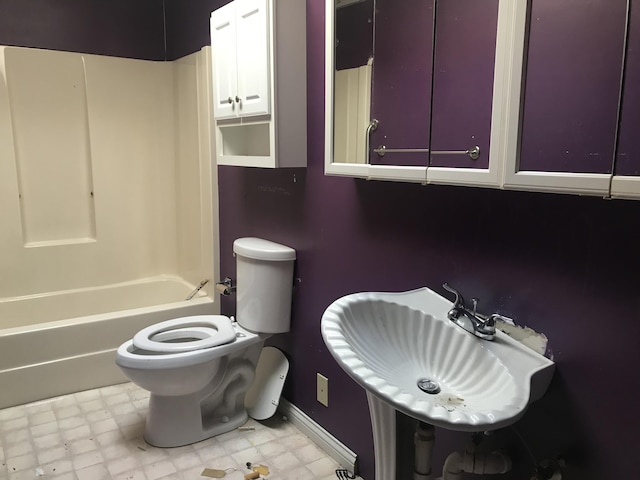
245, 462, 269, 476
252, 465, 270, 476
201, 463, 270, 479
201, 468, 236, 478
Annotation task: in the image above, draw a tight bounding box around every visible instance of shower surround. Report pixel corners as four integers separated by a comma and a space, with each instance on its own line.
0, 45, 219, 408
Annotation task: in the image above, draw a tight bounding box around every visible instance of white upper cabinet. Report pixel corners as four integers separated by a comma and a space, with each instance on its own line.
210, 0, 270, 120
210, 0, 306, 168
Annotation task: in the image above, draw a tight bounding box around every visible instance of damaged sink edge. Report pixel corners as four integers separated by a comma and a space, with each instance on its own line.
495, 318, 552, 359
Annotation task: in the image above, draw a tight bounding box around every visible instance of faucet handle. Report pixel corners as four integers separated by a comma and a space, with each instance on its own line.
471, 298, 479, 316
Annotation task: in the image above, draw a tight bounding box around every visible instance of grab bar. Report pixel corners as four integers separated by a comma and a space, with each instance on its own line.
373, 145, 480, 160
364, 119, 379, 163
185, 279, 209, 300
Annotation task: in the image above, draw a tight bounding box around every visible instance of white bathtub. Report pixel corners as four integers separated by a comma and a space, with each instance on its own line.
0, 276, 216, 409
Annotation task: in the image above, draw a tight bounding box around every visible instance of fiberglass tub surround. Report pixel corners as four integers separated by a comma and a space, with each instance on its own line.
0, 45, 217, 408
321, 286, 555, 432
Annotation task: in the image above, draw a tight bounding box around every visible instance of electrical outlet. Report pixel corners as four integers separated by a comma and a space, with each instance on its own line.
317, 373, 329, 407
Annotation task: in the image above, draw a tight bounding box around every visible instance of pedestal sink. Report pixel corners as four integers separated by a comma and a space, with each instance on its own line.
321, 287, 555, 480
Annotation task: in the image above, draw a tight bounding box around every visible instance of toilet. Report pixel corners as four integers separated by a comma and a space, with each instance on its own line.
115, 237, 296, 447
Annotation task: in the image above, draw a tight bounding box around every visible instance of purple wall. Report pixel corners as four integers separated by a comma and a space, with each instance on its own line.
3, 0, 640, 478
0, 0, 229, 62
0, 0, 165, 60
164, 0, 229, 60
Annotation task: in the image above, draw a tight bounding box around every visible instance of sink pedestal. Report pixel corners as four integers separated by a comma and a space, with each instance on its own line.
367, 392, 397, 480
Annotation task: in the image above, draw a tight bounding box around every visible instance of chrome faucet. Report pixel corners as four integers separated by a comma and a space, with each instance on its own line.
442, 283, 510, 341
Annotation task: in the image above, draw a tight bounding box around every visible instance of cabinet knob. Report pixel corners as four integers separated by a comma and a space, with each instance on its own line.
227, 97, 233, 104
235, 96, 241, 103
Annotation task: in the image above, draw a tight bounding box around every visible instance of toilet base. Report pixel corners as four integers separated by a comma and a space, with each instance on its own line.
144, 358, 256, 447
145, 398, 249, 447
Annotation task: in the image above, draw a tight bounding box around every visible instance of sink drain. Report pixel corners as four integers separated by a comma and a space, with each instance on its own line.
417, 378, 441, 395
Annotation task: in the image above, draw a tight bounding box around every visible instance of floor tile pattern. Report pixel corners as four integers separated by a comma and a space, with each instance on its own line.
0, 383, 341, 480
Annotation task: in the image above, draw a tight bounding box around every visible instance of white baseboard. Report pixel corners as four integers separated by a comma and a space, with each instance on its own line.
278, 398, 358, 476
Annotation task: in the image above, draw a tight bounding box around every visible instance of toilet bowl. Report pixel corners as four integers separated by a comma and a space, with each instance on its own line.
115, 237, 296, 447
116, 317, 264, 447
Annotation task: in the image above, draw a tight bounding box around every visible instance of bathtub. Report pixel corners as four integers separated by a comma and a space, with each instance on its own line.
0, 276, 216, 409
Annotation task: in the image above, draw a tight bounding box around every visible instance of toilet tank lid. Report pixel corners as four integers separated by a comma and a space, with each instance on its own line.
233, 237, 296, 261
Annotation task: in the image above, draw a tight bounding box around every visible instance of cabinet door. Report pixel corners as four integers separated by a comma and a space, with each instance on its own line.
368, 0, 434, 168
505, 0, 627, 195
211, 2, 239, 119
611, 4, 640, 199
235, 0, 270, 117
429, 0, 498, 171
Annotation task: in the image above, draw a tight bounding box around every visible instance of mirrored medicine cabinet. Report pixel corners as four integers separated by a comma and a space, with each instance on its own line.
325, 0, 640, 200
324, 0, 519, 186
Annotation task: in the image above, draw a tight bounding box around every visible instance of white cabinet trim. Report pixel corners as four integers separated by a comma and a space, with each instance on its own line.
506, 171, 611, 196
611, 176, 640, 199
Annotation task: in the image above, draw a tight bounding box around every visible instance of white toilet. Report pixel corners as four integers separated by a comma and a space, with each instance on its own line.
116, 237, 296, 447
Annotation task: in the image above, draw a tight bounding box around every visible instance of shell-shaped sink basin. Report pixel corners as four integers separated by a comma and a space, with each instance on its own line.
321, 287, 555, 432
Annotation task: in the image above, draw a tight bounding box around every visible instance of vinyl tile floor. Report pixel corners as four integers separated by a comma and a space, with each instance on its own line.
0, 383, 343, 480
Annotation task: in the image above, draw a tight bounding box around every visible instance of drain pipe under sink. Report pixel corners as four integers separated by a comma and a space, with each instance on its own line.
440, 449, 512, 480
414, 422, 436, 480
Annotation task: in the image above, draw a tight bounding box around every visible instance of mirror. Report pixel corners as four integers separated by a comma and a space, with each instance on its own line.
366, 0, 435, 168
332, 0, 376, 166
325, 0, 501, 183
329, 0, 435, 177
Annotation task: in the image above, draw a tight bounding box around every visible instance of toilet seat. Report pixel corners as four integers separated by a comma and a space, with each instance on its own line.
133, 315, 236, 353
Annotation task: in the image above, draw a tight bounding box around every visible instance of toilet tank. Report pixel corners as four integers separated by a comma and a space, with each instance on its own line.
233, 237, 296, 334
